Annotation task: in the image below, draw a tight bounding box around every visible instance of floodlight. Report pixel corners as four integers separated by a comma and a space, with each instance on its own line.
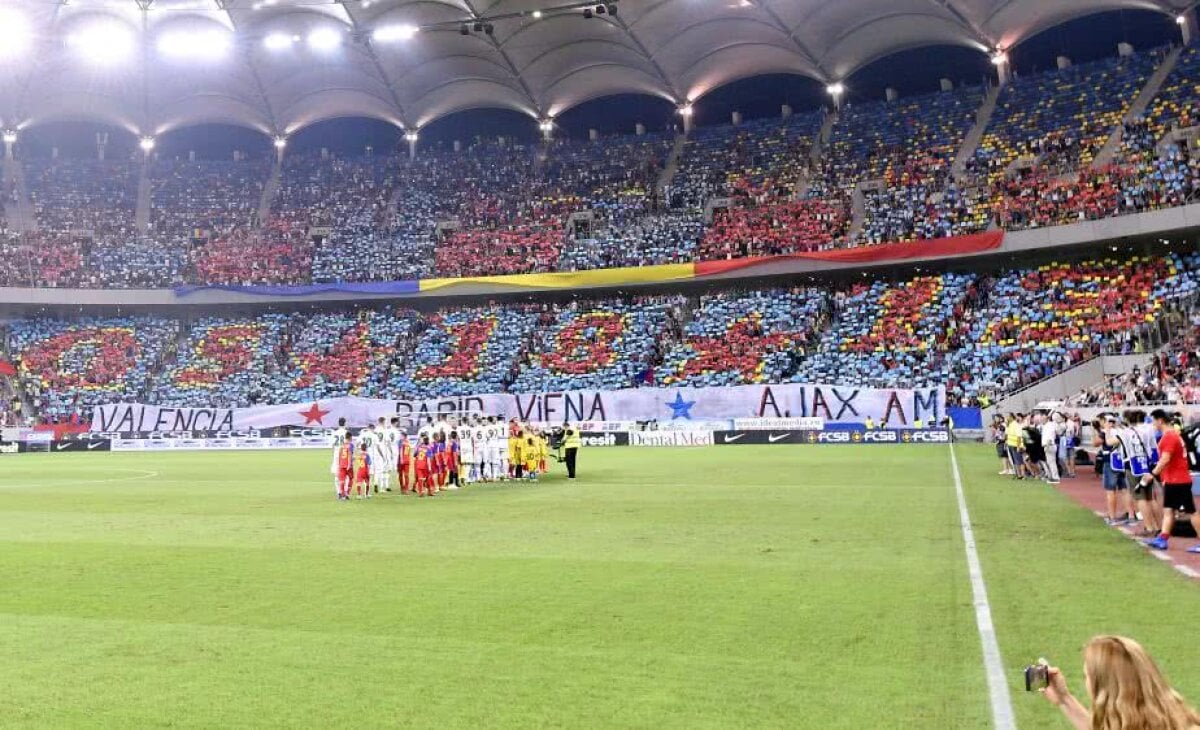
307, 27, 342, 52
404, 130, 418, 143
374, 24, 418, 42
990, 50, 1008, 66
677, 104, 693, 117
139, 136, 156, 152
531, 10, 543, 18
157, 28, 232, 61
68, 22, 135, 65
2, 130, 17, 145
0, 8, 33, 60
263, 33, 295, 50
1177, 14, 1187, 25
274, 136, 287, 149
538, 119, 554, 132
826, 82, 845, 96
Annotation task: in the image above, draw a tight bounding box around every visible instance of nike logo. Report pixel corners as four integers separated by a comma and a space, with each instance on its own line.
723, 434, 746, 443
768, 433, 790, 443
87, 442, 104, 450
55, 443, 71, 451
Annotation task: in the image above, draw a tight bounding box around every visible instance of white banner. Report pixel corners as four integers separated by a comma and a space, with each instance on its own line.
92, 383, 944, 433
732, 417, 825, 431
110, 436, 327, 452
628, 430, 715, 447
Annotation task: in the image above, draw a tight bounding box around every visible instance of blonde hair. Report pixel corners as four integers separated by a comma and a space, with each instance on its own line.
1084, 636, 1200, 730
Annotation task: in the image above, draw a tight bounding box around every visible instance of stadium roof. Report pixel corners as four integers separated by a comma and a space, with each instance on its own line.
0, 0, 1190, 137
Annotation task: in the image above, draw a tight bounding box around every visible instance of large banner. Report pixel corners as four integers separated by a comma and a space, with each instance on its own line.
91, 383, 944, 433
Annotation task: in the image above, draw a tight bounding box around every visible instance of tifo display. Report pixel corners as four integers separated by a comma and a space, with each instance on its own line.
4, 253, 1197, 426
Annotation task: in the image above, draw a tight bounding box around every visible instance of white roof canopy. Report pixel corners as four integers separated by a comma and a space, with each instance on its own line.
0, 0, 1189, 137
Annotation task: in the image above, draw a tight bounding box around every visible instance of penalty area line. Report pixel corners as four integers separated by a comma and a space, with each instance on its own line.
949, 443, 1016, 730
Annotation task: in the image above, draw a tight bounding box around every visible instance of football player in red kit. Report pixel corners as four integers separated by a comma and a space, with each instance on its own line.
414, 436, 433, 496
336, 441, 354, 501
398, 429, 413, 493
353, 447, 371, 500
433, 432, 448, 490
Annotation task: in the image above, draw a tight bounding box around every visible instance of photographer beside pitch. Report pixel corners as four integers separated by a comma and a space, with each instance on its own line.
1034, 636, 1200, 729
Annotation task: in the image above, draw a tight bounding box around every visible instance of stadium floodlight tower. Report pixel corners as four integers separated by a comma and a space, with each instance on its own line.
1179, 11, 1198, 45
826, 82, 845, 110
991, 50, 1010, 86
404, 129, 419, 159
273, 135, 287, 163
677, 103, 694, 133
2, 130, 16, 160
538, 118, 554, 141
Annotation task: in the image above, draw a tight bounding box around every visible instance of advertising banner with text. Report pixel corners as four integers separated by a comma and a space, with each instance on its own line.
93, 383, 944, 434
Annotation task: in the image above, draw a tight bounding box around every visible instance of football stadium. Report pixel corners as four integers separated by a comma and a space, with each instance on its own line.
2, 0, 1200, 727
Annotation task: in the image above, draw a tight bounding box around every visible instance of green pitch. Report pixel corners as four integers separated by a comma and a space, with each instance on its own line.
0, 445, 1196, 728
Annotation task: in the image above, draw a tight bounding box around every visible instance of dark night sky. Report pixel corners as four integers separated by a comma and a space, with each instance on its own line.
18, 7, 1182, 160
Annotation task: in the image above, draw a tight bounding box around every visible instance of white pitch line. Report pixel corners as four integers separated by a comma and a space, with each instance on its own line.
949, 443, 1016, 730
0, 468, 159, 490
1176, 564, 1200, 579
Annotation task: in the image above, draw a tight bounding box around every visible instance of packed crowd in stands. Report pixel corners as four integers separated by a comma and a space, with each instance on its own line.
557, 212, 703, 271
3, 42, 1200, 287
969, 52, 1158, 181
4, 251, 1200, 421
668, 112, 823, 208
1069, 315, 1200, 406
699, 198, 850, 259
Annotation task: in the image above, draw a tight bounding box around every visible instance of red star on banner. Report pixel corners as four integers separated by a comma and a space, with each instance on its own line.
299, 402, 330, 425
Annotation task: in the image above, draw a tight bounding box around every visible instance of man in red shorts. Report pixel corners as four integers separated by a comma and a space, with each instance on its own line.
397, 421, 413, 494
1142, 409, 1200, 553
336, 440, 353, 501
353, 445, 371, 500
414, 435, 433, 497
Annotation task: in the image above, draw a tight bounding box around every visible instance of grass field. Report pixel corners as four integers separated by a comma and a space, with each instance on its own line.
0, 444, 1197, 728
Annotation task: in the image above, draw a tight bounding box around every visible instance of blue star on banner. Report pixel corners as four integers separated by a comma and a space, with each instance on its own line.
666, 392, 696, 420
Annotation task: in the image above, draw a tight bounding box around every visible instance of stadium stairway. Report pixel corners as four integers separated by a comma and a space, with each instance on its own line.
1, 156, 34, 233
848, 182, 868, 239
952, 82, 1000, 181
1092, 46, 1183, 168
797, 110, 838, 198
135, 163, 152, 233
655, 134, 687, 195
257, 158, 282, 227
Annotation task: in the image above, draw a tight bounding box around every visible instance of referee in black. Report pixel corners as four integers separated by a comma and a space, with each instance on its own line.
562, 423, 582, 480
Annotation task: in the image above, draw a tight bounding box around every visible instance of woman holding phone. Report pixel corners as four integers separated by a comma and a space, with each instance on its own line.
1040, 635, 1200, 729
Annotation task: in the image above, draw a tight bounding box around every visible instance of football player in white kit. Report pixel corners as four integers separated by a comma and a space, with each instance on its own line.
417, 417, 435, 444
460, 427, 477, 484
483, 417, 500, 481
372, 417, 393, 494
370, 417, 392, 493
329, 417, 349, 497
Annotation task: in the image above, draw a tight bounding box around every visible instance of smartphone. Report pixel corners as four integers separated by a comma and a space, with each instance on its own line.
1024, 664, 1049, 692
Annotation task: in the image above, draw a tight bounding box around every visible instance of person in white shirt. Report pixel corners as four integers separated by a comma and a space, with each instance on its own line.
1040, 415, 1060, 484
375, 416, 397, 493
460, 428, 477, 483
329, 417, 349, 497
